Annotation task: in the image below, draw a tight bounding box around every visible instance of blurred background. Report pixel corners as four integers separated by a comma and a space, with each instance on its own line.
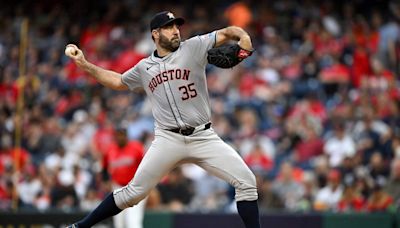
1, 0, 400, 227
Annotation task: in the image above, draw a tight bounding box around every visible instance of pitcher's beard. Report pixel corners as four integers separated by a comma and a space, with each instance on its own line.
159, 34, 180, 52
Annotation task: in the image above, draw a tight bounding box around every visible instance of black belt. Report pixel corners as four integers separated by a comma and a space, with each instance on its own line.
168, 123, 211, 136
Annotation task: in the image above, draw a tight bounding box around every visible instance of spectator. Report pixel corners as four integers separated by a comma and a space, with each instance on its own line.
157, 167, 194, 212
337, 175, 365, 212
0, 68, 19, 105
0, 179, 14, 210
23, 120, 45, 165
258, 175, 284, 212
362, 57, 395, 93
318, 56, 351, 98
183, 164, 229, 212
72, 164, 92, 201
324, 120, 356, 167
313, 156, 330, 188
377, 2, 400, 72
0, 134, 31, 173
297, 172, 317, 212
293, 126, 324, 168
103, 126, 145, 228
51, 168, 79, 211
338, 156, 356, 177
80, 188, 102, 211
244, 143, 273, 174
90, 118, 115, 159
355, 108, 390, 164
354, 170, 373, 201
17, 165, 42, 209
34, 117, 62, 161
34, 187, 51, 211
366, 177, 393, 212
314, 169, 343, 211
385, 159, 400, 208
368, 152, 390, 179
44, 145, 67, 172
61, 123, 89, 159
271, 162, 305, 211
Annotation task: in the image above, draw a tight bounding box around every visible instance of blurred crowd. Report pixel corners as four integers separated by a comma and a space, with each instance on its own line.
1, 0, 400, 214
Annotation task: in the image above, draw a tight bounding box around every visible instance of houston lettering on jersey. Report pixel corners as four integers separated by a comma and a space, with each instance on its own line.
148, 69, 190, 92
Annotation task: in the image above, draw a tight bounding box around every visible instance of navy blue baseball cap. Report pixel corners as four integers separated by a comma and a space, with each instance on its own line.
150, 11, 185, 31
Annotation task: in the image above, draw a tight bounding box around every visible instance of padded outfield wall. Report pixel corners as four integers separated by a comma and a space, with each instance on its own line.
0, 211, 397, 228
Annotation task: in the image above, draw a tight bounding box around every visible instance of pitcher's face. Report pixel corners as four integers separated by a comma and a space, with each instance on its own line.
156, 23, 181, 52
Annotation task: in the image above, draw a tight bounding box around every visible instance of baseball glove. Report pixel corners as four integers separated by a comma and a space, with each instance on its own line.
207, 44, 253, 68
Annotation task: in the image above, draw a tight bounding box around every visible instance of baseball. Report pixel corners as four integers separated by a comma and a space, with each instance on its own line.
65, 46, 77, 56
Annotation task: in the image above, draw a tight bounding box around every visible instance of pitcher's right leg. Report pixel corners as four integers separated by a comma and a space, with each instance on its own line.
70, 130, 187, 228
113, 129, 188, 209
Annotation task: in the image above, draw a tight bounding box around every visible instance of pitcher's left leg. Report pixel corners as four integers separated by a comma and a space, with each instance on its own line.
190, 130, 260, 228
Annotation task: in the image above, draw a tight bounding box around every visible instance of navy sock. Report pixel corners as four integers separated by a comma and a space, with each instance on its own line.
237, 200, 261, 228
77, 193, 122, 228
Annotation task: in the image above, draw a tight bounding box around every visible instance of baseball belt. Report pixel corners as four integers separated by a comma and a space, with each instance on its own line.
168, 122, 211, 136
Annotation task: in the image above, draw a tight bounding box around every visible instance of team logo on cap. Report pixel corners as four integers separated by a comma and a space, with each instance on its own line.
167, 12, 175, 19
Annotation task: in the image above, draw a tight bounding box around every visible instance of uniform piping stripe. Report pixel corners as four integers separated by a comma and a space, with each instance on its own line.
162, 62, 186, 128
166, 79, 186, 127
159, 62, 182, 128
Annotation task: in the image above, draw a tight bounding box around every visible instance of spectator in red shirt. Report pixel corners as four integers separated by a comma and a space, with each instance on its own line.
351, 44, 371, 88
366, 177, 394, 212
0, 179, 14, 210
91, 119, 115, 159
294, 126, 324, 167
244, 143, 273, 173
362, 56, 395, 93
319, 56, 351, 98
287, 98, 327, 126
337, 175, 365, 212
0, 134, 31, 173
0, 68, 19, 106
103, 127, 145, 228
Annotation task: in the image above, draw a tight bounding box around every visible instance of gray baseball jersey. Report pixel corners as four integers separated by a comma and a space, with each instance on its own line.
122, 32, 216, 129
113, 31, 257, 211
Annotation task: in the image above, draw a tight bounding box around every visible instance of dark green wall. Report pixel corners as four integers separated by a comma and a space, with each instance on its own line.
1, 211, 400, 228
144, 211, 173, 228
323, 213, 393, 228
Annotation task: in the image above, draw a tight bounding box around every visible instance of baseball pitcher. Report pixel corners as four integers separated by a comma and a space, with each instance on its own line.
65, 11, 259, 228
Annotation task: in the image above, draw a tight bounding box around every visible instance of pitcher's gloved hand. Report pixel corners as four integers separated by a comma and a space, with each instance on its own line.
207, 44, 253, 68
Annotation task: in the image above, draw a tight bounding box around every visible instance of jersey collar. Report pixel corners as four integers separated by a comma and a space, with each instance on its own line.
151, 50, 173, 62
150, 45, 181, 63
